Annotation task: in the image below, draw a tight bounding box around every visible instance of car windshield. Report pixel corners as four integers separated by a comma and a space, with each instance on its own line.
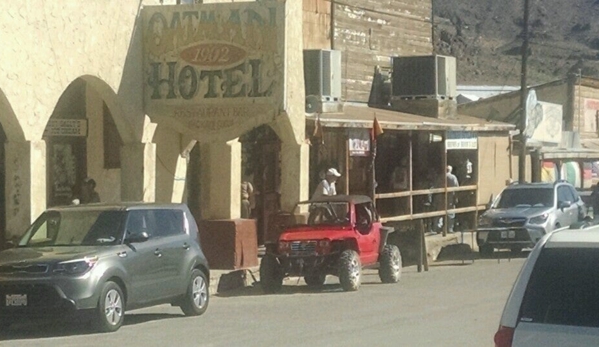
495, 188, 554, 208
293, 201, 351, 226
518, 248, 599, 328
19, 210, 127, 247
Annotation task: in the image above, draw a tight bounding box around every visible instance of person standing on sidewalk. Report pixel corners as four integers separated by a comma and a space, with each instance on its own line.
241, 177, 254, 219
446, 165, 459, 233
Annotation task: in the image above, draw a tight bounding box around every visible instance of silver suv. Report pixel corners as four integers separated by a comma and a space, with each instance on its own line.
494, 227, 599, 346
476, 181, 586, 255
0, 203, 209, 332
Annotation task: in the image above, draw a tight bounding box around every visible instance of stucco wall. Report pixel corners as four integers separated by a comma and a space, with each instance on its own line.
0, 0, 159, 238
0, 1, 157, 141
85, 87, 122, 203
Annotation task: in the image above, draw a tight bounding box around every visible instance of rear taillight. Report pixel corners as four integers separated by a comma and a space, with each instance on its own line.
494, 326, 514, 347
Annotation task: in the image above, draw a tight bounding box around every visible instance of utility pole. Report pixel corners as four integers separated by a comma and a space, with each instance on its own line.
518, 0, 530, 183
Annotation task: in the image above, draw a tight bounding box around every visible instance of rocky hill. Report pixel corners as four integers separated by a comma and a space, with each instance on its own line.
433, 0, 599, 86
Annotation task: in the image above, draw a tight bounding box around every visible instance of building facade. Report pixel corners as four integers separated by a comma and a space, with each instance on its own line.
0, 0, 434, 246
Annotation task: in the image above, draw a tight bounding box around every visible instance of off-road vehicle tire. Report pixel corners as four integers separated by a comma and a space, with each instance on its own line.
338, 250, 361, 291
378, 244, 402, 283
260, 255, 283, 293
479, 244, 494, 257
304, 273, 326, 287
92, 281, 125, 333
180, 269, 209, 316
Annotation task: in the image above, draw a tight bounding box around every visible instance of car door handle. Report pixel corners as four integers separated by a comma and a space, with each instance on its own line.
117, 251, 127, 258
154, 249, 162, 257
183, 243, 190, 250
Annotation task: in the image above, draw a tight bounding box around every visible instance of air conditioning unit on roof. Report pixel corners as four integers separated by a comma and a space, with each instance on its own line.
304, 49, 342, 103
391, 55, 457, 99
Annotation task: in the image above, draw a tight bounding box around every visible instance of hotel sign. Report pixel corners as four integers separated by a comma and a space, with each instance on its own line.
143, 2, 285, 137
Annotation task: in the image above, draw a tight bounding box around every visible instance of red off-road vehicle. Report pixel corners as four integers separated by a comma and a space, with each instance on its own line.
260, 195, 402, 293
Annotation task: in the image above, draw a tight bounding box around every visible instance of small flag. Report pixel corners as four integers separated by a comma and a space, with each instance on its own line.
373, 115, 384, 138
313, 116, 324, 144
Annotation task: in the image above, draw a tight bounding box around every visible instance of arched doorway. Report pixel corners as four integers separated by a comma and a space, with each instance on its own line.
0, 125, 5, 244
240, 125, 281, 245
45, 78, 124, 206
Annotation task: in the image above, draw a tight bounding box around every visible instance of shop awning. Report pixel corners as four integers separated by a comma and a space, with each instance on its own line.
306, 104, 515, 132
539, 147, 599, 160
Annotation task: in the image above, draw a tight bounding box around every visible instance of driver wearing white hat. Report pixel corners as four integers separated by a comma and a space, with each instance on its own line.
311, 168, 342, 200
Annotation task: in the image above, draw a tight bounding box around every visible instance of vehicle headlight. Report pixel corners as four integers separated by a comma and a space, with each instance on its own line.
54, 256, 98, 275
478, 215, 492, 227
529, 213, 549, 225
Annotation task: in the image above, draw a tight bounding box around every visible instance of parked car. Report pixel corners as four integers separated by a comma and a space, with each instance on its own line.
476, 181, 586, 255
494, 225, 599, 346
0, 203, 209, 332
260, 195, 401, 293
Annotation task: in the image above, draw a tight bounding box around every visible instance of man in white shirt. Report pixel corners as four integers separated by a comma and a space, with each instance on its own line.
446, 165, 459, 233
311, 168, 342, 200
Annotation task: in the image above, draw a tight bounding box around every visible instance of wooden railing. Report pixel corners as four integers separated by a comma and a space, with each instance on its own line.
375, 185, 481, 226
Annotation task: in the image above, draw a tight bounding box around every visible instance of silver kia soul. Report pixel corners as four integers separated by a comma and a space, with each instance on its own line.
0, 203, 210, 332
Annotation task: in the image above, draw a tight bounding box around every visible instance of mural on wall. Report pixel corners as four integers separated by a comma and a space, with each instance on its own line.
583, 98, 599, 133
524, 90, 563, 145
143, 3, 286, 138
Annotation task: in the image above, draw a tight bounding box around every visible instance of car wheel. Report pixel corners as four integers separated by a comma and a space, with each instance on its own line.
180, 269, 209, 316
260, 255, 283, 293
93, 281, 125, 333
304, 273, 326, 287
378, 244, 402, 283
338, 250, 361, 292
479, 244, 494, 257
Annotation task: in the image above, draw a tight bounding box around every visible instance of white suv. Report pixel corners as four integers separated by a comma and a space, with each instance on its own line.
494, 226, 599, 346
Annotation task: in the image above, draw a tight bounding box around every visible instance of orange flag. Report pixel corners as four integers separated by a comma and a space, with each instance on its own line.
313, 116, 324, 144
373, 115, 384, 138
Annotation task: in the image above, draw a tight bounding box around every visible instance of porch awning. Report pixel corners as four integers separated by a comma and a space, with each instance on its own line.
306, 104, 515, 132
537, 138, 599, 160
539, 147, 599, 160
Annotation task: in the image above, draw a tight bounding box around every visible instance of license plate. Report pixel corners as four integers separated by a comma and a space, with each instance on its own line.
501, 231, 516, 239
5, 294, 27, 307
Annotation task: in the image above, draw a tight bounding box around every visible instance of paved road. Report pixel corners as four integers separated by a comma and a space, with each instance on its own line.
1, 257, 526, 347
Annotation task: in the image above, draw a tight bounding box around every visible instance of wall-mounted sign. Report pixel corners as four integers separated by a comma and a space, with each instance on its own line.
446, 131, 477, 150
43, 119, 88, 137
523, 90, 563, 144
348, 129, 371, 156
142, 3, 286, 138
584, 98, 599, 133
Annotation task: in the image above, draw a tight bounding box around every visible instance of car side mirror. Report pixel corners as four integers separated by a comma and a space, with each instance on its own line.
126, 231, 150, 244
558, 201, 572, 209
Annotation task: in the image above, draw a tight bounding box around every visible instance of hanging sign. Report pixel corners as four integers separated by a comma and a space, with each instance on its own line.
43, 119, 88, 137
348, 129, 371, 156
446, 131, 477, 150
